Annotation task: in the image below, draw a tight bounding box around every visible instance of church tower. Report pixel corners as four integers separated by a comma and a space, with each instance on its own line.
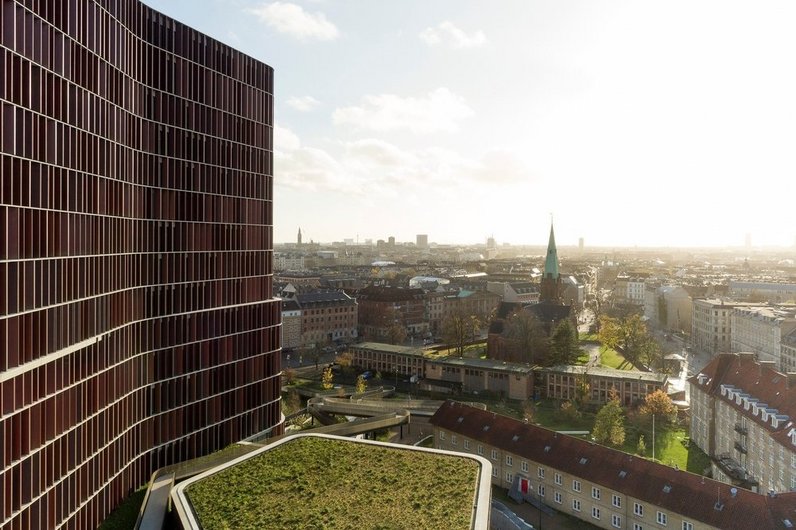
539, 223, 561, 303
297, 227, 302, 246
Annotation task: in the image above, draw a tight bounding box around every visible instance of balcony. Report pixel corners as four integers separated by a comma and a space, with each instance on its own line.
734, 423, 748, 436
734, 441, 748, 454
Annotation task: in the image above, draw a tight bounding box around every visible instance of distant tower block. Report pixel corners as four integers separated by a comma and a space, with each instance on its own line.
417, 234, 429, 249
388, 236, 396, 247
297, 227, 302, 246
487, 236, 496, 249
579, 237, 584, 252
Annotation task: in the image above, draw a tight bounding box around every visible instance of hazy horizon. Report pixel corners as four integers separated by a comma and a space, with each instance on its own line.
143, 0, 796, 249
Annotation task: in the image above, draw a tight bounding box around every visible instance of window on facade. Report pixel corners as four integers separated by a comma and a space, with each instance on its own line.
492, 467, 498, 477
555, 473, 562, 485
682, 522, 693, 530
539, 485, 545, 497
612, 514, 621, 528
612, 494, 621, 508
572, 480, 581, 492
451, 434, 457, 445
634, 503, 643, 516
506, 455, 513, 466
521, 461, 528, 472
633, 524, 643, 530
592, 507, 601, 519
506, 472, 513, 483
554, 491, 562, 504
656, 512, 667, 525
491, 449, 498, 460
592, 486, 600, 500
439, 431, 445, 440
477, 444, 483, 455
538, 467, 545, 478
464, 439, 470, 450
572, 499, 581, 512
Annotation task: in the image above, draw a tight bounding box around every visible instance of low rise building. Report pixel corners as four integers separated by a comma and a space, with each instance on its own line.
433, 400, 796, 530
540, 365, 668, 407
689, 353, 796, 494
281, 299, 302, 350
349, 342, 426, 378
729, 282, 796, 303
357, 286, 428, 340
287, 290, 358, 348
425, 357, 534, 400
487, 281, 540, 303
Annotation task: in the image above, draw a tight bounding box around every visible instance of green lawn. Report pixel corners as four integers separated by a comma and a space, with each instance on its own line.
186, 436, 481, 529
599, 344, 636, 370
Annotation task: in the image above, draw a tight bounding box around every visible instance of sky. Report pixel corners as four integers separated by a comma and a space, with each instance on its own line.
141, 0, 796, 249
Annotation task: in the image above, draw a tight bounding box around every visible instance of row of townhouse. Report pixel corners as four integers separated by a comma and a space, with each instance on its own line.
691, 300, 796, 372
689, 353, 796, 495
432, 401, 796, 530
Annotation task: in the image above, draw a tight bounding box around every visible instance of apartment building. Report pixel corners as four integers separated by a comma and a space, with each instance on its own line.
433, 401, 796, 530
691, 300, 754, 356
731, 305, 796, 370
295, 291, 358, 347
614, 275, 647, 307
782, 330, 796, 374
356, 286, 428, 340
281, 299, 302, 350
1, 2, 282, 527
729, 282, 796, 303
689, 353, 796, 494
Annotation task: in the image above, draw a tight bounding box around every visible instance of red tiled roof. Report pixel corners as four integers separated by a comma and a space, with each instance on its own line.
431, 401, 796, 529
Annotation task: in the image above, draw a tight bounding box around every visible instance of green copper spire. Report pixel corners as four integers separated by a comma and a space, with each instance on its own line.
544, 223, 559, 279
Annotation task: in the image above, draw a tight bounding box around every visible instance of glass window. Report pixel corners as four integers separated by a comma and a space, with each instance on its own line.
573, 499, 581, 511
592, 487, 600, 500
572, 480, 581, 492
656, 512, 667, 525
612, 494, 621, 508
634, 503, 643, 516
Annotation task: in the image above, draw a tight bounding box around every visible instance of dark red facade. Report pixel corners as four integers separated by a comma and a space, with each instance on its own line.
0, 1, 282, 528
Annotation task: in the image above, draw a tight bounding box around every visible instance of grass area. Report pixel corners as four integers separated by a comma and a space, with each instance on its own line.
186, 436, 481, 529
99, 488, 146, 530
599, 344, 636, 370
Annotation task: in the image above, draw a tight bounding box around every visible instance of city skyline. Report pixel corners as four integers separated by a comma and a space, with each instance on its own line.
142, 0, 796, 248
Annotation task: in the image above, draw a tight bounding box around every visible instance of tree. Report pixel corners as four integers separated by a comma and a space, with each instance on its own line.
598, 314, 658, 368
321, 367, 334, 390
441, 309, 481, 356
639, 389, 677, 424
636, 434, 647, 456
522, 400, 536, 423
504, 310, 549, 364
386, 323, 407, 345
355, 374, 367, 394
573, 371, 591, 411
592, 391, 625, 447
549, 320, 582, 366
283, 367, 296, 385
560, 400, 581, 421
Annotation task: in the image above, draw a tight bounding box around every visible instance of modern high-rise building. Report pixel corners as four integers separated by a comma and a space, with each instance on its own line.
416, 234, 428, 249
1, 2, 282, 528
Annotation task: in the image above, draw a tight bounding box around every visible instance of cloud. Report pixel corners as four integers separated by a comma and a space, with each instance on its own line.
248, 2, 339, 41
286, 95, 321, 112
274, 124, 301, 152
419, 21, 487, 49
275, 126, 532, 199
332, 88, 473, 134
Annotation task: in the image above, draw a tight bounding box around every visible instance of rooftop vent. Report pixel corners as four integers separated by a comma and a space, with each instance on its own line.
663, 485, 672, 493
512, 435, 519, 442
483, 425, 490, 431
730, 487, 738, 498
619, 470, 627, 478
457, 417, 464, 423
544, 445, 551, 452
579, 457, 588, 465
783, 519, 793, 528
